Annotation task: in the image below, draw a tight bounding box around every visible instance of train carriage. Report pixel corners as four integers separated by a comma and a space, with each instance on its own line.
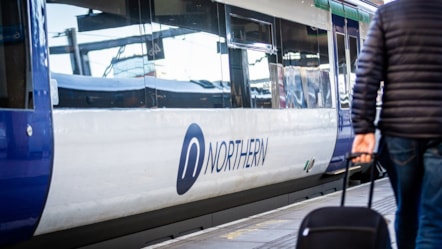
0, 0, 379, 248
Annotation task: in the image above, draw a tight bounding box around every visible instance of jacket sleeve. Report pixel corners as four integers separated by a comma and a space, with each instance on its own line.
351, 9, 385, 134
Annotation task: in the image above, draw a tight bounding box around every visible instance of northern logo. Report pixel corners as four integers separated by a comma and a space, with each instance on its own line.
177, 123, 269, 195
176, 123, 205, 195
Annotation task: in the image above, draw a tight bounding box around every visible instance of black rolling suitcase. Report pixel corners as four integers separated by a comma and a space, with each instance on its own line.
296, 153, 391, 249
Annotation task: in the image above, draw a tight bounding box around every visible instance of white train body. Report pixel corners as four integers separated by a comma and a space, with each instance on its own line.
38, 108, 336, 234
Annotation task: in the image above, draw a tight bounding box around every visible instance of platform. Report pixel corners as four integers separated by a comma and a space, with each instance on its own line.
145, 178, 397, 249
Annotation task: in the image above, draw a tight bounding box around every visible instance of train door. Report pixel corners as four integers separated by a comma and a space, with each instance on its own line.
226, 6, 277, 108
327, 14, 360, 172
0, 0, 53, 245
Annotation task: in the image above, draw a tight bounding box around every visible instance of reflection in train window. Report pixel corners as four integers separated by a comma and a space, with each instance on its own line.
225, 6, 276, 109
336, 33, 349, 108
229, 13, 273, 52
149, 0, 230, 108
248, 50, 271, 108
45, 0, 335, 110
47, 1, 147, 108
280, 20, 331, 109
46, 0, 230, 108
349, 35, 358, 95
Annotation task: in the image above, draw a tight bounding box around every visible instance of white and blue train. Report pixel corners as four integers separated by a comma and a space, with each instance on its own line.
0, 0, 380, 248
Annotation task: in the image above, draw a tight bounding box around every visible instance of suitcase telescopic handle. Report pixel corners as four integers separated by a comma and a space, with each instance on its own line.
341, 152, 378, 208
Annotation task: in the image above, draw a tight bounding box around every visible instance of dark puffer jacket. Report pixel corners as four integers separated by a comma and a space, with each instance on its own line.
352, 0, 442, 138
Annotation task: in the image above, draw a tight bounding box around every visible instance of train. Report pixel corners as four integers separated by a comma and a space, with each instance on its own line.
0, 0, 381, 248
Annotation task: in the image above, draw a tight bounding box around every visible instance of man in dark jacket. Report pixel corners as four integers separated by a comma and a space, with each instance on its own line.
351, 1, 442, 248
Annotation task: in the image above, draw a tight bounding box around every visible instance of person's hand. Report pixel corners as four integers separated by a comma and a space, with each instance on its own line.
351, 133, 376, 163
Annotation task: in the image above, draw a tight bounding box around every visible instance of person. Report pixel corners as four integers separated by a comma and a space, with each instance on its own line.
350, 1, 442, 249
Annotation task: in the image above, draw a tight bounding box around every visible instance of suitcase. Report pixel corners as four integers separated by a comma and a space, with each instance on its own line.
296, 153, 391, 249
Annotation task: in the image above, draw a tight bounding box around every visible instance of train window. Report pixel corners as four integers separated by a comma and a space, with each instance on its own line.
47, 0, 229, 109
280, 20, 332, 109
336, 33, 349, 109
334, 17, 359, 110
47, 0, 147, 108
0, 0, 32, 109
248, 50, 272, 108
147, 0, 230, 108
227, 41, 276, 109
230, 15, 272, 49
224, 6, 279, 109
226, 6, 275, 54
349, 36, 358, 90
